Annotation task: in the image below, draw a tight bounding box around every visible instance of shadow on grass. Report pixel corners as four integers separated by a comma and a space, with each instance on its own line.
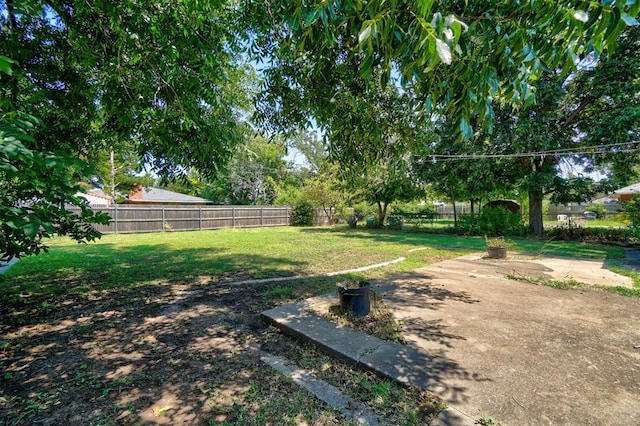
0, 273, 342, 425
1, 243, 310, 304
300, 227, 486, 250
301, 227, 624, 260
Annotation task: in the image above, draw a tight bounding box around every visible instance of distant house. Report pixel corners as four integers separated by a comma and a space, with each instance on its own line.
123, 184, 211, 205
77, 190, 113, 207
614, 183, 640, 202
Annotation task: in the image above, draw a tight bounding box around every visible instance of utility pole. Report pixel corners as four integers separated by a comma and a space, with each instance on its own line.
110, 146, 116, 197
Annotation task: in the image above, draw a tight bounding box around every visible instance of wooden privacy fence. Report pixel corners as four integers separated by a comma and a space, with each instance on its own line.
69, 205, 292, 234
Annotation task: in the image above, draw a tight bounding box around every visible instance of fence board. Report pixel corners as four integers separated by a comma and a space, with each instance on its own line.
68, 205, 292, 234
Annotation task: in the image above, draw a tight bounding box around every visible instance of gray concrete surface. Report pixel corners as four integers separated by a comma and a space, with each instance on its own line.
262, 252, 640, 425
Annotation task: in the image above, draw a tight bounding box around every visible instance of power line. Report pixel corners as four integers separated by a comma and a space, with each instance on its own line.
421, 141, 640, 161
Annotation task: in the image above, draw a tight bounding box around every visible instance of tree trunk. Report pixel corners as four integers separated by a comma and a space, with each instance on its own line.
376, 201, 388, 226
529, 188, 544, 236
324, 206, 333, 225
470, 199, 475, 214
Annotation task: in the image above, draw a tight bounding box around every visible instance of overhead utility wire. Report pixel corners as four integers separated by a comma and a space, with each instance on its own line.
425, 141, 640, 160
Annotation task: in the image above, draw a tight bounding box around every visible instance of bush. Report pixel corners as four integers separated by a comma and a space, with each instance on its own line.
623, 197, 640, 230
366, 218, 381, 228
546, 226, 638, 244
585, 202, 608, 219
353, 202, 376, 221
291, 201, 314, 226
456, 207, 526, 236
385, 215, 403, 230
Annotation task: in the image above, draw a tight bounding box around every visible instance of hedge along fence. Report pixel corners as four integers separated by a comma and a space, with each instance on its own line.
67, 205, 293, 234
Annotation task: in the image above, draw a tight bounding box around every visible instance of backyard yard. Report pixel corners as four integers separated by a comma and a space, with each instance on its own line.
0, 227, 636, 425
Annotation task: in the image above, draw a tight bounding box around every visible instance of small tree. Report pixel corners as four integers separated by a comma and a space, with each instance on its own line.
301, 172, 346, 225
585, 202, 608, 219
352, 159, 423, 226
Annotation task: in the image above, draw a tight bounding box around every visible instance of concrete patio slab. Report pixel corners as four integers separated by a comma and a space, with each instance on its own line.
262, 252, 640, 425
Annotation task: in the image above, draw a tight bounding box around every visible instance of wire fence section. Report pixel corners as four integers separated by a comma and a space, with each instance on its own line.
69, 205, 292, 234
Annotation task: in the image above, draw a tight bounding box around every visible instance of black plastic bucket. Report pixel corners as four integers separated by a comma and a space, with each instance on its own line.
338, 282, 371, 316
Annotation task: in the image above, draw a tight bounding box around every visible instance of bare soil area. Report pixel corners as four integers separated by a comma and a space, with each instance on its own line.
0, 279, 353, 425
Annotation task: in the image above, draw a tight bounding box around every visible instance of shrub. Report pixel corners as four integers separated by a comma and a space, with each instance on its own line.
456, 207, 526, 236
291, 201, 314, 226
366, 217, 381, 228
353, 202, 376, 221
545, 226, 638, 244
584, 202, 608, 219
623, 197, 640, 230
385, 215, 403, 230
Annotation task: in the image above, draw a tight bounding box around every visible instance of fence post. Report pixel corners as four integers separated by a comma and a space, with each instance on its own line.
232, 206, 235, 228
261, 207, 264, 227
162, 206, 165, 232
114, 204, 118, 234
199, 207, 202, 231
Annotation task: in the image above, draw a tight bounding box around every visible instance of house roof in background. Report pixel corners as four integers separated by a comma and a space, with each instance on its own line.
86, 190, 113, 201
592, 195, 619, 203
614, 183, 640, 195
129, 187, 210, 203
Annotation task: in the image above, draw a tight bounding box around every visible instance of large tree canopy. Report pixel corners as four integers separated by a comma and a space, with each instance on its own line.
1, 0, 249, 178
483, 25, 639, 235
251, 1, 639, 235
254, 0, 640, 149
2, 0, 640, 258
0, 0, 250, 259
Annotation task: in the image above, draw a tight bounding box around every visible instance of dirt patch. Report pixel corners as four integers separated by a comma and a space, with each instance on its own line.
0, 280, 349, 425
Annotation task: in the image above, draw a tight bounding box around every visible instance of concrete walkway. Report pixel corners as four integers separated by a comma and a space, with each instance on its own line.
262, 253, 640, 425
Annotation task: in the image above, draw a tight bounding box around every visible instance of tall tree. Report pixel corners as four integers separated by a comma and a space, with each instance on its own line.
1, 0, 250, 178
253, 1, 640, 143
90, 141, 151, 200
250, 2, 639, 227
287, 130, 328, 173
205, 131, 289, 205
485, 25, 640, 235
569, 26, 640, 183
0, 1, 251, 258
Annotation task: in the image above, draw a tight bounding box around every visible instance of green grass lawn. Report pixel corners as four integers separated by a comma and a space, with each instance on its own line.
2, 226, 625, 303
0, 226, 634, 425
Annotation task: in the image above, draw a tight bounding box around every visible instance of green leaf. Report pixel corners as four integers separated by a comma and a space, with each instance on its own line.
573, 10, 589, 23
604, 7, 622, 41
584, 6, 602, 30
303, 8, 320, 27
435, 38, 452, 65
460, 117, 473, 139
359, 22, 373, 44
359, 54, 374, 78
0, 55, 16, 76
23, 222, 40, 238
